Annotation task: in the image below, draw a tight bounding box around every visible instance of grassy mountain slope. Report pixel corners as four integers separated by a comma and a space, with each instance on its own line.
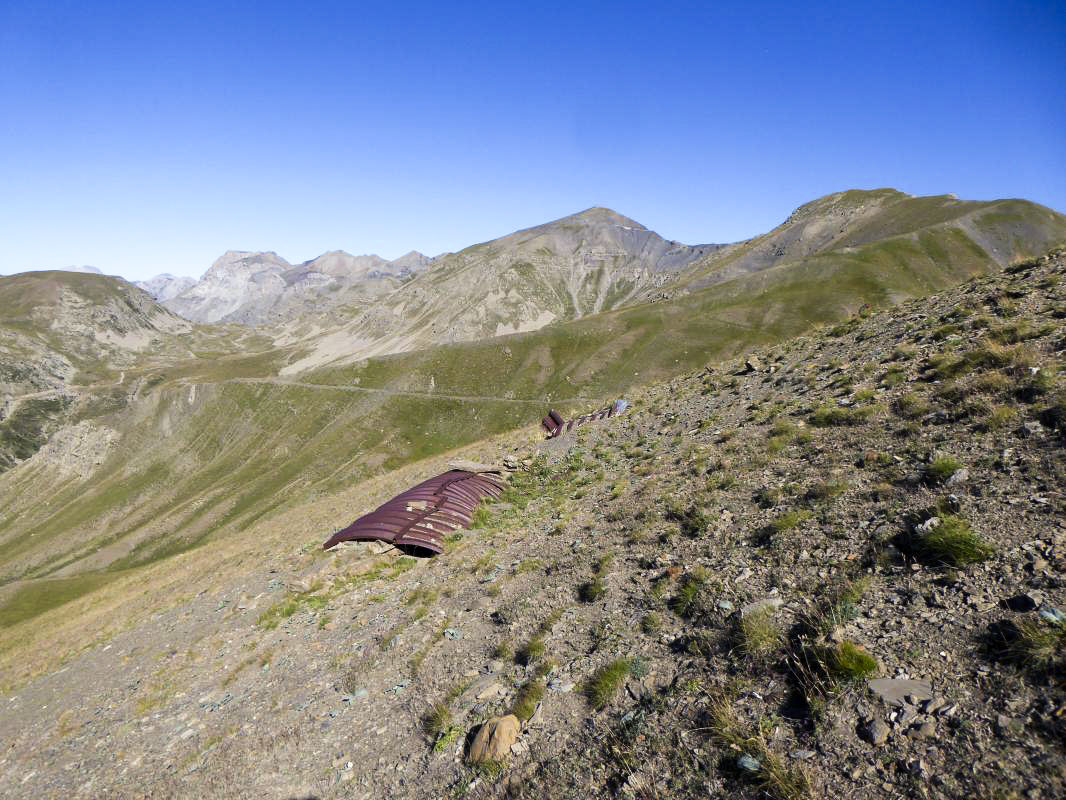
274, 207, 721, 372
277, 192, 1066, 374
0, 191, 1062, 636
1, 247, 1063, 799
680, 190, 1065, 290
307, 202, 1063, 399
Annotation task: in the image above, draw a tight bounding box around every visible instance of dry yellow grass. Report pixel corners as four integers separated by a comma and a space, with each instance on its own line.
0, 422, 540, 690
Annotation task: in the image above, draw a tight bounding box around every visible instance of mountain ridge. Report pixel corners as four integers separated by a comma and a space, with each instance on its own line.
1, 188, 1063, 581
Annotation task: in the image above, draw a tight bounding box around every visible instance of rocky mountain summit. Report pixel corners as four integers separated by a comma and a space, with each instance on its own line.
134, 273, 197, 302
1, 246, 1063, 799
159, 248, 432, 324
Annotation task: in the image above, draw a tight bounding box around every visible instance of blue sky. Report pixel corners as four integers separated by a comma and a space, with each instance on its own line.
1, 0, 1063, 280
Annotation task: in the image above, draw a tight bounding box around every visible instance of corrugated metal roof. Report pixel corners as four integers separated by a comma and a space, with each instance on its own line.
542, 399, 627, 438
322, 470, 505, 556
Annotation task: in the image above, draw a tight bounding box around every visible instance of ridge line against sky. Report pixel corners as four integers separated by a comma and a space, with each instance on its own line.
1, 0, 1064, 281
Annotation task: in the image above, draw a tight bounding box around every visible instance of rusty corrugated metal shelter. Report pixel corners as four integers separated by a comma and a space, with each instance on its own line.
322, 470, 504, 556
542, 399, 627, 438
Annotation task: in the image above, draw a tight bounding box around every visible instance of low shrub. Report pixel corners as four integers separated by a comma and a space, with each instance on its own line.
809, 404, 874, 427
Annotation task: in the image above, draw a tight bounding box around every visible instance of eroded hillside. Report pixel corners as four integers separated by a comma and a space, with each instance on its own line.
1, 247, 1063, 799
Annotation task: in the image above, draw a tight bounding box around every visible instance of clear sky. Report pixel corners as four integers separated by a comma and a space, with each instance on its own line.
1, 0, 1064, 280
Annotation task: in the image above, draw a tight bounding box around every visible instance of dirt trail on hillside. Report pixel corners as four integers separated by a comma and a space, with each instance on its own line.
224, 377, 601, 405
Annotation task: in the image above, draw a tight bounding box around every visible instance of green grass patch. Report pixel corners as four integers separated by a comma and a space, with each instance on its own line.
825, 641, 878, 680
0, 571, 116, 628
924, 456, 963, 485
771, 510, 813, 533
809, 404, 875, 427
914, 515, 994, 566
584, 658, 631, 709
511, 679, 546, 722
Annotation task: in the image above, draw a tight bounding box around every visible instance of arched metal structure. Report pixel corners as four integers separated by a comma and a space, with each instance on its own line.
322, 470, 505, 557
542, 399, 628, 438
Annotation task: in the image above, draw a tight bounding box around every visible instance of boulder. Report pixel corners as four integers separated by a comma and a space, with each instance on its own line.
740, 596, 784, 618
860, 717, 891, 746
467, 715, 520, 764
868, 678, 932, 707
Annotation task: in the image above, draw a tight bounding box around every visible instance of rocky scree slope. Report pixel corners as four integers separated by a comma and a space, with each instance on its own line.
1, 248, 1064, 799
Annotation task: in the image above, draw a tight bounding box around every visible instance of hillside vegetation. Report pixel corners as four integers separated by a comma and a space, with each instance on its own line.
0, 245, 1063, 799
1, 191, 1064, 642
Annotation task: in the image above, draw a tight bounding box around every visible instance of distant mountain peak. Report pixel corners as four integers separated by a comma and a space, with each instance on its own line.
555, 207, 647, 229
40, 265, 104, 275
135, 273, 197, 302
202, 251, 291, 280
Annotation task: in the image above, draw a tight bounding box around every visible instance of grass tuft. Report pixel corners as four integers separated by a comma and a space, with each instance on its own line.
771, 510, 812, 533
924, 456, 963, 485
516, 636, 545, 666
893, 392, 930, 419
997, 618, 1066, 672
825, 641, 878, 680
584, 659, 631, 709
667, 504, 710, 537
738, 608, 783, 659
805, 480, 847, 503
578, 576, 606, 602
706, 696, 812, 800
670, 568, 708, 619
810, 404, 874, 427
422, 702, 452, 740
511, 679, 546, 722
914, 515, 994, 566
641, 612, 662, 635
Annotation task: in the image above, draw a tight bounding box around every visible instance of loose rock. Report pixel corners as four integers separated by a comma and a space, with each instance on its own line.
467, 715, 520, 764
